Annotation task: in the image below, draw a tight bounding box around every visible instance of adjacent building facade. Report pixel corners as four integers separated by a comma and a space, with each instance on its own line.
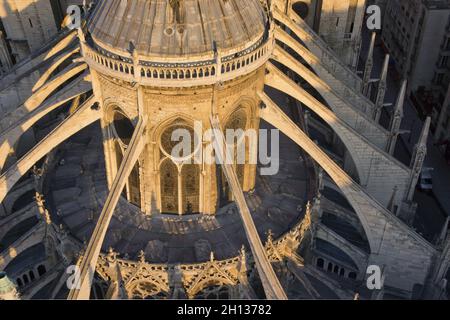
290, 0, 367, 68
381, 0, 450, 155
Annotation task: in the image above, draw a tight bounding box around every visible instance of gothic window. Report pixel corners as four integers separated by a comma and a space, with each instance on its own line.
222, 108, 248, 200
327, 262, 333, 272
333, 265, 339, 274
112, 111, 134, 145
160, 124, 196, 159
128, 163, 141, 208
110, 107, 142, 208
181, 164, 200, 214
316, 258, 324, 269
37, 265, 46, 276
160, 159, 179, 214
159, 122, 200, 215
114, 141, 126, 198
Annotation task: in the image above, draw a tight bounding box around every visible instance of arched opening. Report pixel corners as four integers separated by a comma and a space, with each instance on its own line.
327, 262, 333, 272
221, 108, 249, 201
292, 1, 310, 19
321, 209, 370, 253
317, 258, 324, 269
37, 265, 46, 277
110, 108, 142, 208
4, 244, 44, 275
266, 82, 362, 184
130, 281, 168, 299
112, 111, 134, 145
160, 159, 179, 214
158, 121, 200, 215
128, 163, 141, 208
194, 284, 231, 300
91, 279, 107, 300
216, 164, 230, 208
314, 238, 361, 276
23, 274, 29, 285
160, 124, 196, 160
181, 164, 200, 214
29, 270, 35, 281
114, 141, 126, 198
0, 216, 39, 252
11, 190, 36, 212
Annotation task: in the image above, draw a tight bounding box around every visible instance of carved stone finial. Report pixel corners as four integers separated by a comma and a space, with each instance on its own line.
267, 229, 273, 245
138, 250, 146, 263
107, 247, 117, 263
32, 165, 43, 177
314, 192, 321, 207
306, 201, 311, 215
43, 209, 51, 225
77, 27, 86, 43
35, 192, 45, 207
240, 245, 246, 259
239, 246, 247, 274
82, 237, 88, 251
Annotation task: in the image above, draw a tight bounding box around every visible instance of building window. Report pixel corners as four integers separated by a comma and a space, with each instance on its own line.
37, 265, 46, 276
317, 258, 324, 269
434, 73, 444, 85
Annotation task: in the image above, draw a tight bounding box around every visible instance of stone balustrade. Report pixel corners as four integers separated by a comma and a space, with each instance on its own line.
82, 34, 273, 87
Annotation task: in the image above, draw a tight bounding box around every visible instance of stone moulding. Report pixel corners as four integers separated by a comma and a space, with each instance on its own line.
82, 33, 274, 88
